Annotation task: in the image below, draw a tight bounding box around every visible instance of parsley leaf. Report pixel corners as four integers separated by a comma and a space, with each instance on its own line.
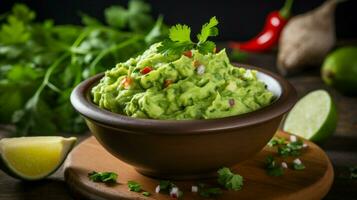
128, 181, 142, 192
88, 171, 118, 183
197, 16, 218, 43
217, 167, 243, 191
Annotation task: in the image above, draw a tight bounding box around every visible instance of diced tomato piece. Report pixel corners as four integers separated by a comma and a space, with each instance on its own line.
183, 50, 192, 58
121, 77, 132, 89
164, 79, 173, 88
140, 66, 152, 74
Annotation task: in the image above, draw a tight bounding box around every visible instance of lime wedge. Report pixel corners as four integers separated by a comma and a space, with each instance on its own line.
0, 136, 76, 181
283, 90, 337, 143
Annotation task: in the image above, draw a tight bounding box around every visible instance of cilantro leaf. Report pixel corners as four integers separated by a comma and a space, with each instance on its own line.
265, 155, 284, 176
169, 24, 192, 43
217, 167, 243, 191
198, 184, 223, 198
197, 16, 218, 43
0, 16, 30, 44
104, 6, 128, 29
88, 171, 118, 183
104, 0, 153, 32
293, 162, 306, 170
128, 181, 142, 192
142, 191, 151, 196
11, 4, 36, 23
197, 40, 216, 54
157, 16, 218, 56
158, 180, 176, 192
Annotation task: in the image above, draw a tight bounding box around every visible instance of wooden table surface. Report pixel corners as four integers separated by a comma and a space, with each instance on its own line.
1, 52, 357, 200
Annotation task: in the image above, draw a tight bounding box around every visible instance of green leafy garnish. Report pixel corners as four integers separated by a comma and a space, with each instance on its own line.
0, 2, 166, 136
217, 167, 243, 191
198, 184, 223, 198
128, 181, 142, 192
293, 162, 306, 171
158, 180, 176, 192
88, 171, 118, 183
268, 137, 286, 147
142, 191, 151, 197
268, 137, 304, 157
265, 156, 284, 176
158, 16, 219, 55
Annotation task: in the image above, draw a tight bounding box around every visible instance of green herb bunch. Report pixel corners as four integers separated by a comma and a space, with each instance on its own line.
0, 1, 167, 136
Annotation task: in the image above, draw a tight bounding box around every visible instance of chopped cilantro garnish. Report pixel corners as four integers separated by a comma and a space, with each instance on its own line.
265, 156, 284, 176
159, 180, 176, 192
198, 184, 223, 198
142, 191, 151, 197
88, 171, 118, 183
268, 137, 286, 147
157, 16, 219, 56
269, 136, 304, 157
127, 181, 142, 192
217, 167, 243, 191
293, 163, 306, 170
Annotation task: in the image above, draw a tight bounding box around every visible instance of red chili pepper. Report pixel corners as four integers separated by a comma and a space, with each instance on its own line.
140, 66, 152, 74
229, 0, 293, 52
183, 50, 192, 58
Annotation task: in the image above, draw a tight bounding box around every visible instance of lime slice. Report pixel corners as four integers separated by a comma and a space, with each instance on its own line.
0, 136, 76, 180
283, 90, 337, 143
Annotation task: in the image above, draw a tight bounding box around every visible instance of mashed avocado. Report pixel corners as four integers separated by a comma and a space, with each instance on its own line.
92, 43, 274, 119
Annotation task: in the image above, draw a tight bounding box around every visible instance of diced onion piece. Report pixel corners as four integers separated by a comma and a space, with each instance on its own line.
191, 185, 198, 193
197, 65, 205, 75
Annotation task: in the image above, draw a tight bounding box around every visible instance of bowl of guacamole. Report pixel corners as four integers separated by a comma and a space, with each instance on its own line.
71, 17, 297, 179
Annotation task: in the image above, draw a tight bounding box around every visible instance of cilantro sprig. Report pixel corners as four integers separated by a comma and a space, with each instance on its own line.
88, 171, 118, 183
158, 16, 219, 55
217, 167, 243, 191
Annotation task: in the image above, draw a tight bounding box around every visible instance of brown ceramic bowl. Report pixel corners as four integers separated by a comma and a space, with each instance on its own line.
71, 64, 297, 180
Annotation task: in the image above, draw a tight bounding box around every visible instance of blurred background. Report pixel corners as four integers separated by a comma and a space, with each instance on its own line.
1, 0, 356, 40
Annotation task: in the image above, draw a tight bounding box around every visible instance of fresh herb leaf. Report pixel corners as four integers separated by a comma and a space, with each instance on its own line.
293, 162, 306, 170
197, 16, 218, 43
105, 0, 153, 32
169, 24, 192, 43
158, 16, 218, 56
128, 181, 142, 192
142, 191, 151, 196
268, 137, 286, 147
88, 171, 118, 183
265, 155, 284, 176
217, 167, 243, 191
159, 180, 176, 192
198, 184, 223, 198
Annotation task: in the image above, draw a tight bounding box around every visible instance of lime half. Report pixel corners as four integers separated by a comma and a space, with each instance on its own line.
0, 136, 76, 181
283, 90, 337, 143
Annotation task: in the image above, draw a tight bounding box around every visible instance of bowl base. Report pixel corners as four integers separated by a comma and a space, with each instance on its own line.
135, 168, 217, 180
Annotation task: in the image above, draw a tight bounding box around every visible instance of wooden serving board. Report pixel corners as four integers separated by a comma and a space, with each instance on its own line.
64, 131, 333, 200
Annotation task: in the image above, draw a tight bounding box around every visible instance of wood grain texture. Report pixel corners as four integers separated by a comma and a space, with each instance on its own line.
64, 131, 333, 200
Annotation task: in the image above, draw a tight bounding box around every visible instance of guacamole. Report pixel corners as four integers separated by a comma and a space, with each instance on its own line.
92, 43, 275, 119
